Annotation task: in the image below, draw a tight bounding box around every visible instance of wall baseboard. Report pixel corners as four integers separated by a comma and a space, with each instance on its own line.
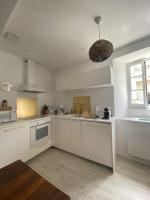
116, 153, 150, 166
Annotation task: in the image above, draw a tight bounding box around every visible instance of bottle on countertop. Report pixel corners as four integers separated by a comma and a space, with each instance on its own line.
60, 105, 65, 114
94, 105, 104, 118
95, 105, 100, 118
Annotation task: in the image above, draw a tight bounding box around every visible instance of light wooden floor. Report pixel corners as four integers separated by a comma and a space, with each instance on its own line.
27, 148, 150, 200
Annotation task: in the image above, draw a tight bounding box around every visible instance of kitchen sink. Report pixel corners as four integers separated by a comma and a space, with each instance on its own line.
70, 114, 82, 118
68, 114, 102, 120
138, 118, 150, 121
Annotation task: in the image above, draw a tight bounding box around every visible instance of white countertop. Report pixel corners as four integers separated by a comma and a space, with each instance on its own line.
0, 119, 27, 128
21, 115, 51, 121
0, 114, 112, 127
0, 115, 51, 127
53, 114, 113, 124
118, 117, 150, 123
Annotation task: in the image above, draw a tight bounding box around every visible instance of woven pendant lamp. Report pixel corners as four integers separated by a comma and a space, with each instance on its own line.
89, 16, 113, 62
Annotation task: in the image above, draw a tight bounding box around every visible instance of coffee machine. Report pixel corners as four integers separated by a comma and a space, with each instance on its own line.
102, 107, 111, 119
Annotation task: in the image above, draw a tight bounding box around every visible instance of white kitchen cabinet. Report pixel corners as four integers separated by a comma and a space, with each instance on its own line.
0, 122, 30, 168
53, 117, 115, 169
84, 66, 113, 88
128, 133, 150, 161
55, 65, 113, 91
53, 118, 82, 155
126, 121, 150, 161
56, 75, 76, 91
53, 118, 71, 152
82, 121, 112, 167
70, 120, 82, 156
56, 73, 85, 91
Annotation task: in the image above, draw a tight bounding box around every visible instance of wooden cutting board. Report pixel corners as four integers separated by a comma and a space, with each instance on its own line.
73, 96, 91, 116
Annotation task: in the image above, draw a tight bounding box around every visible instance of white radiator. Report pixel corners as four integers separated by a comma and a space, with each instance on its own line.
128, 133, 150, 161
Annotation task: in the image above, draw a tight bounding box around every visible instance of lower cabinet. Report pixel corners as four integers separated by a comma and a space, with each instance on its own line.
70, 120, 82, 156
53, 118, 114, 168
82, 121, 112, 167
53, 118, 82, 155
0, 123, 30, 168
53, 118, 71, 152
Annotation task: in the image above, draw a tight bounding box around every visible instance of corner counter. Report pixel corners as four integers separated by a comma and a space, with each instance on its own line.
52, 114, 116, 171
52, 114, 113, 124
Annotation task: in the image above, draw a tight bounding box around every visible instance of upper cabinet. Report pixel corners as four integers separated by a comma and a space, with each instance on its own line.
53, 118, 71, 152
55, 65, 113, 91
84, 65, 113, 88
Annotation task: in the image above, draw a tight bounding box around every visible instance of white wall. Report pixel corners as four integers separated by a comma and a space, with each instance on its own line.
113, 46, 150, 118
113, 60, 128, 118
0, 49, 23, 111
53, 58, 114, 114
113, 41, 150, 163
53, 87, 114, 114
0, 50, 53, 115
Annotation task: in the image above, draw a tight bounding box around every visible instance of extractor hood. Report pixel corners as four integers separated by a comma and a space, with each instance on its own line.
19, 59, 46, 93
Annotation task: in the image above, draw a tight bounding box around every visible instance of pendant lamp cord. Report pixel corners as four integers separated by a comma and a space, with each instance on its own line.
98, 22, 100, 40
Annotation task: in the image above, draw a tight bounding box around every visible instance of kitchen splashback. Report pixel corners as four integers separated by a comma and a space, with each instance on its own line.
17, 97, 38, 118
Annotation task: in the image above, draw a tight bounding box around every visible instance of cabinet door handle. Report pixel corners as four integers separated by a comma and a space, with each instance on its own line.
83, 122, 110, 126
85, 84, 97, 87
84, 124, 103, 128
3, 125, 26, 132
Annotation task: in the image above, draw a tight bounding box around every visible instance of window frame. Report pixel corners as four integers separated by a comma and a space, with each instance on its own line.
127, 59, 147, 109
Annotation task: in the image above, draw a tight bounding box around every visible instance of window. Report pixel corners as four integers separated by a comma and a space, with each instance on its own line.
145, 60, 150, 105
128, 59, 150, 108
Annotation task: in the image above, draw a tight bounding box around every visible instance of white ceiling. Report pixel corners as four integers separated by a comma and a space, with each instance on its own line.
0, 0, 150, 70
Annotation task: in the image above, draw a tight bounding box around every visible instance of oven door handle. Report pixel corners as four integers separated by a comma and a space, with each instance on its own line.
36, 123, 50, 130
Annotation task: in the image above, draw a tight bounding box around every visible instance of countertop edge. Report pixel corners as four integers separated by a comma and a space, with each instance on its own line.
52, 115, 113, 124
117, 117, 150, 123
0, 116, 51, 128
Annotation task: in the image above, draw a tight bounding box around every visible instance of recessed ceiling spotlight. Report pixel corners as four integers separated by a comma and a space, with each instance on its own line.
89, 16, 113, 62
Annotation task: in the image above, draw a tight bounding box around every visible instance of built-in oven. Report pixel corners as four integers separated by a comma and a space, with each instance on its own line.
30, 118, 51, 149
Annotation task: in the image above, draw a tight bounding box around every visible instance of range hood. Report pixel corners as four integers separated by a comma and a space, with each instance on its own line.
19, 59, 46, 93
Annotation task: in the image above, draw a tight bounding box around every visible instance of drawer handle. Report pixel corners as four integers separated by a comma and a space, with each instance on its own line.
83, 122, 110, 126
